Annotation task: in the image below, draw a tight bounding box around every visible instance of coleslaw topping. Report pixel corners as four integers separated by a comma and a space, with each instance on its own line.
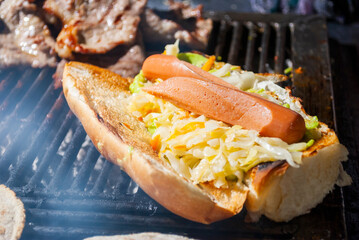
124, 44, 320, 188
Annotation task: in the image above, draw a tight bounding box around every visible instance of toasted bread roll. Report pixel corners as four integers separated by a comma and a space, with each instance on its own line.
63, 62, 247, 224
0, 185, 26, 240
245, 124, 350, 222
62, 61, 350, 223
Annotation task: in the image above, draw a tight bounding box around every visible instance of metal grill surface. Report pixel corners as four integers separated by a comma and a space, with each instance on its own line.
0, 14, 346, 240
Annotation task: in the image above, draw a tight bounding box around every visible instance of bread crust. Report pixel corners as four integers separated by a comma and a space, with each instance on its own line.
245, 124, 350, 222
63, 62, 247, 224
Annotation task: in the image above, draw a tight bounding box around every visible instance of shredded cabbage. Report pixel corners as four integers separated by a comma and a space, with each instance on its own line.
124, 43, 321, 188
164, 39, 180, 56
125, 89, 308, 188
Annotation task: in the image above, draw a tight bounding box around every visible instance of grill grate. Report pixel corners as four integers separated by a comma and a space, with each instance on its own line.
207, 16, 291, 75
0, 13, 347, 239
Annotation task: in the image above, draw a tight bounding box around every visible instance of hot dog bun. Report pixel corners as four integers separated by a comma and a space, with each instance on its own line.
63, 62, 247, 224
0, 185, 25, 240
62, 61, 350, 223
245, 123, 350, 222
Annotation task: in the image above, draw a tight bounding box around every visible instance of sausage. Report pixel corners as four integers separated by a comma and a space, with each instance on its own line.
142, 54, 235, 88
143, 77, 306, 144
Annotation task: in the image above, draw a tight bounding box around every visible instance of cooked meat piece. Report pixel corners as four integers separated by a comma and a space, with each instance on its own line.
140, 0, 212, 50
54, 43, 145, 88
0, 0, 36, 31
0, 0, 57, 68
167, 0, 204, 19
142, 9, 181, 42
106, 44, 145, 78
44, 0, 147, 58
0, 33, 56, 68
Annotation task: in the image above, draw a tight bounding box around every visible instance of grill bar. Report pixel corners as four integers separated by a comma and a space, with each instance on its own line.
112, 173, 132, 196
89, 160, 114, 195
0, 80, 61, 178
211, 19, 289, 73
6, 93, 68, 186
26, 111, 76, 189
0, 69, 38, 118
21, 197, 162, 215
258, 23, 270, 73
0, 71, 16, 103
244, 22, 257, 71
12, 69, 53, 119
70, 144, 101, 191
0, 71, 58, 141
215, 20, 231, 60
22, 207, 287, 236
48, 123, 87, 190
227, 21, 243, 65
274, 23, 287, 73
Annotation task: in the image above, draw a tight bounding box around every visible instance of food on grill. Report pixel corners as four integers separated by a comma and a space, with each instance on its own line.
43, 0, 147, 59
142, 54, 235, 87
141, 0, 212, 50
0, 0, 57, 68
0, 0, 147, 73
143, 77, 305, 144
0, 185, 25, 240
62, 45, 351, 223
45, 0, 212, 83
85, 232, 194, 240
0, 0, 212, 81
141, 54, 305, 144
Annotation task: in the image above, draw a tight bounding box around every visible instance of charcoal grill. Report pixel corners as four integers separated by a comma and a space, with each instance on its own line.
0, 13, 351, 239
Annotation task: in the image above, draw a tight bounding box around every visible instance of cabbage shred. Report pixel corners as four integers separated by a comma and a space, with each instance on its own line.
125, 46, 319, 188
126, 90, 306, 188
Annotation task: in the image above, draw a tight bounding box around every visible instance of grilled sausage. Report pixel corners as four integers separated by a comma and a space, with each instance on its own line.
143, 77, 306, 144
142, 54, 235, 88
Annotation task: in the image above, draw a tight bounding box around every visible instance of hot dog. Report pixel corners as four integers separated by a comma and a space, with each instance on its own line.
143, 77, 305, 144
142, 54, 235, 88
142, 53, 305, 143
62, 50, 350, 224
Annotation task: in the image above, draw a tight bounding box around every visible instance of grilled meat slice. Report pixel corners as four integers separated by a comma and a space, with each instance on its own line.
0, 0, 57, 68
105, 44, 145, 78
44, 0, 147, 58
141, 0, 212, 50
